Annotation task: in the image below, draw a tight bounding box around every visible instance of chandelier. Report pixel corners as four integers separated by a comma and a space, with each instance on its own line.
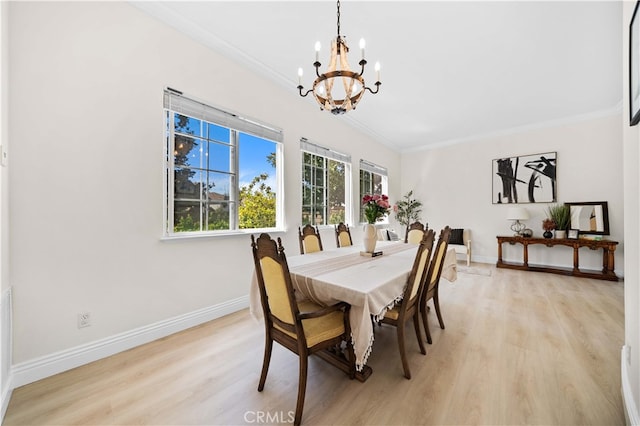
297, 0, 381, 115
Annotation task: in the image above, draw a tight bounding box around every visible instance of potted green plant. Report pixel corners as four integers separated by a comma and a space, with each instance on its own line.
547, 204, 571, 239
394, 190, 423, 228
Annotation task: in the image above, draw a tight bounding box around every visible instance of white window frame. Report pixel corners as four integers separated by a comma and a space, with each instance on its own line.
300, 138, 353, 227
163, 89, 284, 238
359, 159, 389, 224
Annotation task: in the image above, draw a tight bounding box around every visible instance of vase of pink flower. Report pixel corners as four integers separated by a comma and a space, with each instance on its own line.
362, 194, 391, 252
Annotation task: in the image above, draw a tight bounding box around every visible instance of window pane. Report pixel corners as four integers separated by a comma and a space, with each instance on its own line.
373, 173, 383, 194
175, 115, 202, 137
207, 123, 230, 144
238, 133, 278, 229
174, 134, 198, 168
206, 171, 231, 200
174, 200, 201, 232
206, 202, 230, 230
313, 210, 325, 226
328, 160, 345, 225
174, 168, 201, 200
181, 137, 205, 169
207, 141, 231, 172
302, 206, 312, 226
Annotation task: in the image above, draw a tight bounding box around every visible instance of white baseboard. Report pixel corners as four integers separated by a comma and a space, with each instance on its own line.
10, 295, 249, 389
1, 376, 11, 422
622, 345, 639, 425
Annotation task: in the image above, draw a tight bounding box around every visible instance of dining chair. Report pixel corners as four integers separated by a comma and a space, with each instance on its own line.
420, 226, 452, 344
335, 222, 353, 248
251, 233, 354, 426
380, 229, 435, 379
298, 224, 323, 254
405, 221, 426, 244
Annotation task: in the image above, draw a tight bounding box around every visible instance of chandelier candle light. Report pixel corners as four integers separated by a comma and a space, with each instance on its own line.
297, 0, 381, 115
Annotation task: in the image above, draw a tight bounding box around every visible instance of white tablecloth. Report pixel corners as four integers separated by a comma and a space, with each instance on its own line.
250, 241, 457, 371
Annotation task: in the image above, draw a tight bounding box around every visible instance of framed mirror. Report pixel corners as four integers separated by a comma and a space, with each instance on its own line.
565, 201, 610, 235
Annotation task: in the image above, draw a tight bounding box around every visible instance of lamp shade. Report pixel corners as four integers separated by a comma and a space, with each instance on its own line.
507, 207, 529, 221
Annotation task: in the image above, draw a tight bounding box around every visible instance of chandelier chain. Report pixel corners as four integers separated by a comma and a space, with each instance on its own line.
336, 0, 341, 37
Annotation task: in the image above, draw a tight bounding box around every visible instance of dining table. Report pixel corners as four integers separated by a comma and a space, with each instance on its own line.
249, 240, 458, 381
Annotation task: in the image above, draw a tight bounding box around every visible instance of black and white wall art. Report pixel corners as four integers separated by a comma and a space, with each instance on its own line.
492, 152, 557, 204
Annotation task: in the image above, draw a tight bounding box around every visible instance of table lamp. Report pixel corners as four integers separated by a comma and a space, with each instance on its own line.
507, 206, 529, 236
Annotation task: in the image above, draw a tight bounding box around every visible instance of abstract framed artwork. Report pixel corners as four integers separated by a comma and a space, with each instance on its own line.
492, 152, 556, 204
631, 0, 640, 126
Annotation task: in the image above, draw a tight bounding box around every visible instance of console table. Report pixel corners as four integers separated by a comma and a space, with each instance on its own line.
496, 236, 619, 281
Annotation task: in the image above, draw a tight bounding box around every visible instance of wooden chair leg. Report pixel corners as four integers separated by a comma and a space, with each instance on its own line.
434, 294, 445, 330
294, 354, 308, 426
258, 337, 273, 391
413, 313, 426, 355
397, 323, 411, 380
422, 307, 432, 344
346, 339, 356, 380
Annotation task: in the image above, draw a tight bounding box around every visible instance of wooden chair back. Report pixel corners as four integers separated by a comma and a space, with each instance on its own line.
335, 223, 353, 248
405, 221, 426, 244
298, 224, 323, 254
252, 233, 301, 337
420, 226, 452, 344
401, 229, 436, 311
424, 226, 451, 295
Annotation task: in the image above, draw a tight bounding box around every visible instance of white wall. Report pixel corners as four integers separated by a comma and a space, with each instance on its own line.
400, 113, 624, 274
622, 1, 640, 422
7, 2, 400, 367
0, 0, 11, 416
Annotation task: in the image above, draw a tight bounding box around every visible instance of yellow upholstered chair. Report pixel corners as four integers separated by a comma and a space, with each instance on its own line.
405, 221, 426, 244
420, 226, 452, 344
251, 233, 354, 426
298, 224, 323, 254
335, 223, 353, 248
380, 229, 435, 379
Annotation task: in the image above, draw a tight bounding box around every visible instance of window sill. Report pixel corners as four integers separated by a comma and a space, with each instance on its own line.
161, 227, 286, 241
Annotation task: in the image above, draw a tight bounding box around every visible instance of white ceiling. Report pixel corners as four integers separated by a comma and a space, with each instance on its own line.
134, 1, 622, 152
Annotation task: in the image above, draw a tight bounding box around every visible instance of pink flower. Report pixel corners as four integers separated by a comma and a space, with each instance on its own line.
362, 193, 391, 224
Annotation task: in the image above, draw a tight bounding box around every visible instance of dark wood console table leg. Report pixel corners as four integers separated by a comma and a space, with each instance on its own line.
573, 246, 580, 273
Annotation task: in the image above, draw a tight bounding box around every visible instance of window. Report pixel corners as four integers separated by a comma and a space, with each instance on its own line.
359, 160, 388, 223
301, 139, 352, 226
164, 89, 283, 236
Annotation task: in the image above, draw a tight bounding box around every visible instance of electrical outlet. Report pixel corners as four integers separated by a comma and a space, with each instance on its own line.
78, 312, 91, 328
626, 345, 632, 365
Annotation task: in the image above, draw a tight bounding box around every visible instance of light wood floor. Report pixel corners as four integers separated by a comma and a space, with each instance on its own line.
3, 265, 625, 425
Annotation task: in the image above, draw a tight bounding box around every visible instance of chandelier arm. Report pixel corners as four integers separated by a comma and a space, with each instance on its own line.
364, 82, 381, 95
313, 61, 322, 78
358, 59, 367, 76
298, 85, 314, 97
